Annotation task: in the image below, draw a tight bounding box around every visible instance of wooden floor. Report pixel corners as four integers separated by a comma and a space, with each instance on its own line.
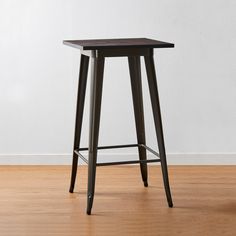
0, 166, 235, 236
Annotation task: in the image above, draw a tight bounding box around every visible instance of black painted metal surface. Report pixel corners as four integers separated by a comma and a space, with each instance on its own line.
65, 38, 174, 214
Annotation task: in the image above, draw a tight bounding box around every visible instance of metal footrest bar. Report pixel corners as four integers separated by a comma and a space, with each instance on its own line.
139, 144, 160, 157
74, 143, 160, 166
78, 143, 138, 151
96, 158, 160, 166
74, 150, 88, 164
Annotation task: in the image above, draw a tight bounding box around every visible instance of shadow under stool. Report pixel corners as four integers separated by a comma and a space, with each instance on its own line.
63, 38, 174, 215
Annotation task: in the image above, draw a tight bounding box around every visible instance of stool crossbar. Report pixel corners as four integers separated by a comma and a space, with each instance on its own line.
64, 38, 174, 215
75, 144, 161, 166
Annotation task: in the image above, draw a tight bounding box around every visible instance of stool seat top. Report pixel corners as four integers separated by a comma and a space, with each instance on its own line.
63, 38, 174, 50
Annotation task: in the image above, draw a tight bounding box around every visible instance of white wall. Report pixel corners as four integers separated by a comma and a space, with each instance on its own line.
0, 0, 235, 164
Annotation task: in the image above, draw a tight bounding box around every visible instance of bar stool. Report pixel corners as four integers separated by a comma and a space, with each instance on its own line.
63, 38, 174, 215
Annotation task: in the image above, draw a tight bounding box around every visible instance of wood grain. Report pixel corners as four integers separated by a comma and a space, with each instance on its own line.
63, 38, 174, 50
0, 166, 235, 236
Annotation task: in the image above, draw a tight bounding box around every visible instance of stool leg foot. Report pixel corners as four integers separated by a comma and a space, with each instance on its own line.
144, 53, 173, 207
87, 209, 91, 215
86, 194, 93, 215
144, 181, 148, 187
128, 56, 148, 187
87, 56, 105, 215
69, 153, 78, 193
87, 164, 96, 215
69, 55, 89, 193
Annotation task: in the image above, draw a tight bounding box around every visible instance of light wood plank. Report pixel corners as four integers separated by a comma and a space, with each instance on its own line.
0, 166, 235, 236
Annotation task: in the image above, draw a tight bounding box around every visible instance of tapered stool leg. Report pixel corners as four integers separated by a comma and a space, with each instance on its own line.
87, 55, 105, 215
144, 51, 173, 207
128, 56, 148, 187
70, 55, 89, 193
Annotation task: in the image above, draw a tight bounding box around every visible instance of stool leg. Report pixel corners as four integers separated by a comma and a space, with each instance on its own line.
128, 56, 148, 187
87, 55, 105, 215
70, 55, 89, 193
144, 52, 173, 207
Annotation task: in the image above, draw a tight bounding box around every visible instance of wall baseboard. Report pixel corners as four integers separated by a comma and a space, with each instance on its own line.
0, 153, 235, 165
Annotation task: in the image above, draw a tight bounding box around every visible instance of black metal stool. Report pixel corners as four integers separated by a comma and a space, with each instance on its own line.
63, 38, 174, 215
